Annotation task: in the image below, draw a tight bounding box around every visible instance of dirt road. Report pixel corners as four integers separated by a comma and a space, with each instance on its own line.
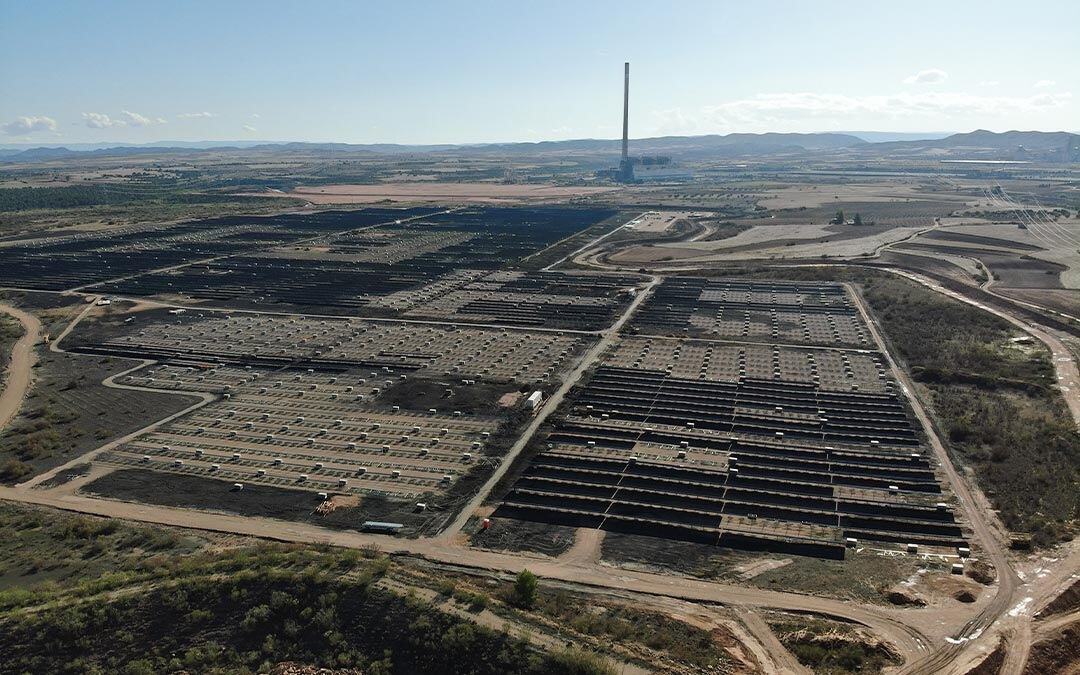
733, 606, 812, 674
0, 480, 935, 661
0, 302, 41, 431
848, 283, 1022, 674
537, 210, 643, 272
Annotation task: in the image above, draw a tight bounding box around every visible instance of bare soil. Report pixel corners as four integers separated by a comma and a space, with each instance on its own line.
997, 288, 1080, 318
81, 468, 425, 532
469, 517, 576, 556
1039, 577, 1080, 619
600, 531, 932, 604
1023, 617, 1080, 674
377, 377, 524, 416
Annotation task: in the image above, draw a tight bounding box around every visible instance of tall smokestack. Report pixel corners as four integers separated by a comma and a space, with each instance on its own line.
621, 62, 630, 161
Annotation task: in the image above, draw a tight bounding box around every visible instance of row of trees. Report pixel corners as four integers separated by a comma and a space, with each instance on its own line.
831, 210, 870, 226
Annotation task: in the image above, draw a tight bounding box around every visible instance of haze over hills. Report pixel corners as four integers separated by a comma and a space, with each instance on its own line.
1, 129, 1078, 164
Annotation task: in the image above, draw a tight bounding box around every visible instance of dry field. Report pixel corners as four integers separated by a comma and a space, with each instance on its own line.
599, 182, 972, 266
247, 182, 618, 204
901, 221, 1080, 290
609, 223, 927, 265
754, 182, 973, 210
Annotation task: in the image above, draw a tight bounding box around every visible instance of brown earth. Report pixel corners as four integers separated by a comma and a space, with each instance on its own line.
1022, 617, 1080, 674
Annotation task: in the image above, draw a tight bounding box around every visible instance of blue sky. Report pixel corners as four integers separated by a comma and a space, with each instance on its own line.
1, 0, 1077, 144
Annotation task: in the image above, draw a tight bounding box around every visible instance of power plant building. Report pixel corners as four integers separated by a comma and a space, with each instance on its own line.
604, 61, 691, 183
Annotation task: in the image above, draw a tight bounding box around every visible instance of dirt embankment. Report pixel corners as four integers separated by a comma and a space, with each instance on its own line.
1038, 577, 1080, 619
1023, 618, 1080, 674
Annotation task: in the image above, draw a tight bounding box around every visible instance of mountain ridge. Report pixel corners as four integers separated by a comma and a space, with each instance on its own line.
2, 130, 1077, 163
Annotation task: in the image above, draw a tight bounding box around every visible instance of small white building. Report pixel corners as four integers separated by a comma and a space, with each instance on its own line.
525, 390, 543, 410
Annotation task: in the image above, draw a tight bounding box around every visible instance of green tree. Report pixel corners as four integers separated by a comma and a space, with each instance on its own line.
853, 213, 863, 226
512, 569, 539, 609
833, 210, 845, 225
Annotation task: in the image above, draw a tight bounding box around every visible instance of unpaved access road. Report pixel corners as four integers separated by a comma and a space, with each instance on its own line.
0, 481, 934, 662
848, 283, 1021, 675
0, 302, 41, 431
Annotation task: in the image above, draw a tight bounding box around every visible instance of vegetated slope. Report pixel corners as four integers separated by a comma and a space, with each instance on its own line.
0, 520, 610, 675
768, 613, 901, 674
0, 559, 548, 674
2, 503, 741, 675
858, 275, 1079, 545
0, 313, 23, 382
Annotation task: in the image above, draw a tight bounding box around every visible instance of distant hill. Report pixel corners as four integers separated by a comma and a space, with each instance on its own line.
0, 132, 866, 164
1, 130, 1076, 164
866, 130, 1080, 162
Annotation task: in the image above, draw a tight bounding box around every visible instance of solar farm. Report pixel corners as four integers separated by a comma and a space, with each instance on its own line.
66, 306, 598, 534
0, 204, 967, 558
493, 278, 967, 560
72, 313, 587, 382
103, 363, 498, 500
629, 277, 872, 347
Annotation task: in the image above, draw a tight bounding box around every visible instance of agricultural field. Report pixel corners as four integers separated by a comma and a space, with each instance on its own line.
601, 180, 970, 266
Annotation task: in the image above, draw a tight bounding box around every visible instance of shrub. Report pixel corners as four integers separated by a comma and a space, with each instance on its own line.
540, 648, 617, 675
512, 569, 539, 609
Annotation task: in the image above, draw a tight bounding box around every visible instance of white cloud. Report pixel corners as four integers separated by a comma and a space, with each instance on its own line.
648, 90, 1072, 135
82, 111, 164, 128
1, 115, 57, 135
979, 80, 1000, 87
83, 112, 119, 128
121, 110, 164, 126
242, 124, 257, 132
1034, 79, 1056, 88
250, 113, 261, 119
177, 111, 216, 119
904, 69, 949, 85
